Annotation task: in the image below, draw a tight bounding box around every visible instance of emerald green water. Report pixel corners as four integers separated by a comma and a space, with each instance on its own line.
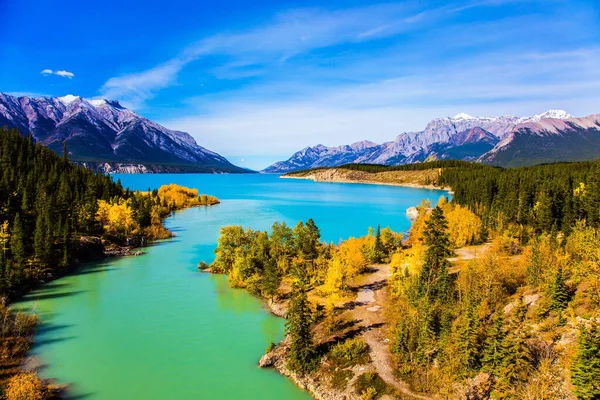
14, 174, 445, 399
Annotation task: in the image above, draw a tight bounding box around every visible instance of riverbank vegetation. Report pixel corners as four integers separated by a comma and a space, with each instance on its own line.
207, 200, 482, 397
0, 127, 219, 298
0, 126, 219, 397
221, 159, 600, 399
388, 160, 600, 398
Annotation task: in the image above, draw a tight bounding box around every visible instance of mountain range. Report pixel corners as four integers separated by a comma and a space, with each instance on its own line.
263, 110, 600, 173
0, 93, 248, 173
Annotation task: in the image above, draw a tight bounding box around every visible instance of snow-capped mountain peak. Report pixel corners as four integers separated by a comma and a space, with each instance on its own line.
264, 108, 596, 173
452, 113, 475, 120
0, 93, 247, 173
89, 99, 108, 107
57, 94, 81, 105
518, 109, 572, 123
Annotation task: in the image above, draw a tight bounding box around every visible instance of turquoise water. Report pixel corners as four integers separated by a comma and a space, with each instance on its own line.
14, 174, 446, 399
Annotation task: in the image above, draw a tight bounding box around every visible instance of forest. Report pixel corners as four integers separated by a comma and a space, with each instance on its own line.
0, 127, 218, 399
0, 127, 219, 299
217, 159, 600, 399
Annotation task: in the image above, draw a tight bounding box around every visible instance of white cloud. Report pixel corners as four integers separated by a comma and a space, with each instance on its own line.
100, 59, 185, 108
41, 69, 75, 78
55, 70, 75, 78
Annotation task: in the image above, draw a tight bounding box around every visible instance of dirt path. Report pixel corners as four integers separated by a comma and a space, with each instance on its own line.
448, 242, 492, 263
342, 264, 431, 400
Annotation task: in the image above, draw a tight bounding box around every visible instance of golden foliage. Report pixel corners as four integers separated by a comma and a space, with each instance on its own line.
323, 237, 369, 294
96, 200, 135, 237
407, 199, 482, 248
439, 200, 482, 247
158, 184, 218, 209
565, 221, 600, 284
5, 372, 43, 400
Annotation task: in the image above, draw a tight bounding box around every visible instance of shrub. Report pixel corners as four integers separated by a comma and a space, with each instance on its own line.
329, 337, 370, 368
361, 387, 378, 400
5, 372, 43, 400
331, 369, 354, 390
266, 342, 276, 353
354, 372, 389, 398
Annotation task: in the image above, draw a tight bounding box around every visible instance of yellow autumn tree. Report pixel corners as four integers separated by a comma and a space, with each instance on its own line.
96, 199, 136, 237
5, 372, 43, 400
439, 201, 482, 248
323, 237, 368, 293
158, 184, 219, 209
406, 200, 431, 246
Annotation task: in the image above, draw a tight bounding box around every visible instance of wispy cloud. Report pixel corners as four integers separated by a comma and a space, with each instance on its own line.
96, 0, 600, 169
41, 69, 75, 78
99, 3, 439, 107
161, 47, 600, 159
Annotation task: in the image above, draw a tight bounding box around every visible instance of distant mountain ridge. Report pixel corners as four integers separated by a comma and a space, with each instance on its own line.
264, 110, 600, 172
0, 93, 248, 173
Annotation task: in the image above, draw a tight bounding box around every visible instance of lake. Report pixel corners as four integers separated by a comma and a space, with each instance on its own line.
14, 174, 446, 399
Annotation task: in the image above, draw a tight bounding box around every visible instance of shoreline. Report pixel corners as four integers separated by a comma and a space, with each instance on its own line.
281, 172, 453, 194
13, 201, 220, 398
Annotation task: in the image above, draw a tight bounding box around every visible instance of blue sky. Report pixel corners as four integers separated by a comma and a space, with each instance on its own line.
1, 0, 599, 170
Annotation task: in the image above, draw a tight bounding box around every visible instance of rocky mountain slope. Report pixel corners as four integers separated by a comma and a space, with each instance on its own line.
0, 93, 248, 173
264, 110, 600, 172
480, 113, 600, 167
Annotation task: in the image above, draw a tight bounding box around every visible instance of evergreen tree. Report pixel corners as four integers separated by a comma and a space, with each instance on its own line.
572, 321, 600, 400
453, 297, 481, 375
9, 214, 25, 268
373, 224, 385, 263
61, 218, 70, 268
482, 313, 506, 375
286, 284, 318, 374
261, 258, 280, 301
527, 237, 543, 286
499, 329, 532, 384
419, 206, 452, 301
549, 266, 569, 311
62, 140, 68, 162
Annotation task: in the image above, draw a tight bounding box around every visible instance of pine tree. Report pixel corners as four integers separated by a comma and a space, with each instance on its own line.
415, 299, 435, 365
9, 214, 25, 267
453, 298, 481, 375
500, 329, 532, 384
572, 321, 600, 400
261, 258, 280, 301
373, 224, 385, 263
61, 218, 70, 268
286, 283, 318, 374
549, 266, 569, 311
527, 237, 543, 286
62, 140, 68, 162
419, 206, 452, 301
482, 313, 506, 374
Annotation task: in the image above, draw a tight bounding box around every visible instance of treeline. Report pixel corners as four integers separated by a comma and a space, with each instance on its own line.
285, 160, 484, 175
0, 127, 219, 298
292, 159, 600, 235
210, 220, 401, 298
0, 127, 125, 297
388, 161, 600, 398
438, 161, 600, 234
